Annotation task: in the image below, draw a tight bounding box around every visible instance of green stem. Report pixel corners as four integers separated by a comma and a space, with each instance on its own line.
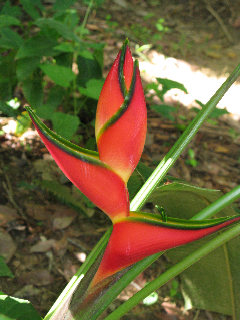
131, 63, 240, 211
192, 185, 240, 220
43, 228, 112, 320
105, 223, 240, 320
79, 0, 94, 40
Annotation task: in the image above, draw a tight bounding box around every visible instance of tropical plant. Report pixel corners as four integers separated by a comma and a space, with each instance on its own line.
1, 40, 240, 320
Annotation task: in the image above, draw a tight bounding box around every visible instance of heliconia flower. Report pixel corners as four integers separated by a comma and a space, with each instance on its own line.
26, 40, 240, 289
95, 42, 147, 184
92, 211, 240, 285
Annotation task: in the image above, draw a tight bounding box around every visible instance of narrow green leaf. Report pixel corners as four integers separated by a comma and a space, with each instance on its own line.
156, 77, 188, 95
0, 15, 21, 27
40, 64, 75, 87
35, 18, 81, 43
20, 0, 41, 20
150, 104, 176, 120
78, 79, 104, 100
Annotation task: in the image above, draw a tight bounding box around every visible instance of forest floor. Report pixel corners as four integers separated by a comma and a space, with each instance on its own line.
1, 1, 240, 319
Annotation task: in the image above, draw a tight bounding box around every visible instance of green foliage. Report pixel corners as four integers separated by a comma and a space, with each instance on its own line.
0, 256, 13, 277
185, 148, 198, 167
192, 99, 230, 120
35, 179, 90, 217
0, 295, 42, 320
0, 0, 105, 140
152, 182, 240, 316
147, 77, 187, 120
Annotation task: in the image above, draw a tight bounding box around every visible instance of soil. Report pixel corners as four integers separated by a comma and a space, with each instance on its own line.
1, 1, 240, 319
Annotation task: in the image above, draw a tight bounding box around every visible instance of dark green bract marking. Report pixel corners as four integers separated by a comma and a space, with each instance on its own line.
26, 106, 109, 168
118, 39, 129, 97
128, 211, 240, 230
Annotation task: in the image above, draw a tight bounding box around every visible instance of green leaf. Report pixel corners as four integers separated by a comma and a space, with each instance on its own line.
16, 35, 59, 59
149, 183, 240, 317
168, 238, 240, 317
51, 112, 80, 140
35, 18, 81, 43
195, 100, 230, 118
0, 256, 13, 277
0, 101, 17, 117
127, 171, 144, 200
36, 180, 89, 217
0, 28, 23, 49
136, 161, 154, 182
22, 73, 43, 109
78, 79, 104, 100
0, 15, 21, 28
156, 77, 188, 95
52, 0, 78, 12
36, 86, 65, 119
16, 57, 40, 80
149, 181, 237, 218
150, 104, 176, 120
39, 64, 75, 87
15, 112, 31, 136
54, 43, 75, 53
0, 295, 42, 320
20, 0, 41, 20
0, 1, 22, 17
54, 52, 73, 68
76, 53, 102, 87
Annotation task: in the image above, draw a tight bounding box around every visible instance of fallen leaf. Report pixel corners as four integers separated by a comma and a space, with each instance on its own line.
0, 205, 18, 227
30, 239, 55, 253
18, 269, 54, 286
52, 207, 77, 230
14, 284, 40, 298
214, 145, 229, 153
25, 203, 51, 221
0, 230, 17, 263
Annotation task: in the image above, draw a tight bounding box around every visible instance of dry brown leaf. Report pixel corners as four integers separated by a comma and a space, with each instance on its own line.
52, 207, 77, 230
0, 230, 17, 263
0, 205, 18, 227
25, 203, 51, 221
214, 145, 229, 153
18, 269, 54, 286
30, 239, 55, 253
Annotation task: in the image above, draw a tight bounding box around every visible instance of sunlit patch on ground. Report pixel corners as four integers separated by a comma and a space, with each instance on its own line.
139, 50, 240, 120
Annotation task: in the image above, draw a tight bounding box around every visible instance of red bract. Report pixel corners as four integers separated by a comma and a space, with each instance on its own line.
92, 213, 240, 284
26, 40, 240, 288
95, 44, 147, 184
